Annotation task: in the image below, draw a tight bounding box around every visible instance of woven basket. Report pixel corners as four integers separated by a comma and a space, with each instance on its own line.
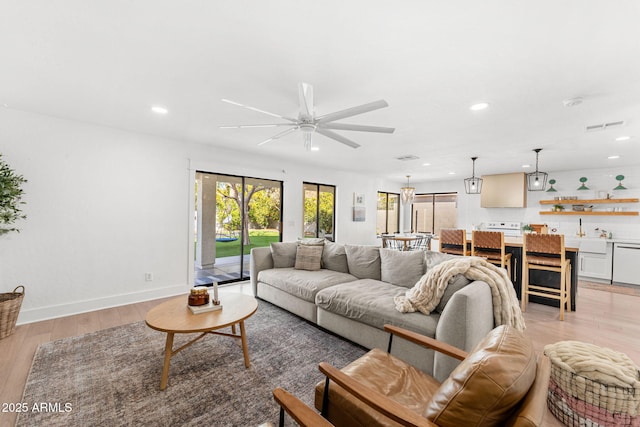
0, 285, 25, 339
547, 357, 640, 426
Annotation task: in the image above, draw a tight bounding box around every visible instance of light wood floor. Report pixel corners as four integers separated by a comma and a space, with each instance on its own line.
1, 281, 639, 427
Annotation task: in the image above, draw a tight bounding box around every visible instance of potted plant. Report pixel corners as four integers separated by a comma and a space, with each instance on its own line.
522, 224, 534, 233
0, 153, 27, 235
553, 204, 565, 212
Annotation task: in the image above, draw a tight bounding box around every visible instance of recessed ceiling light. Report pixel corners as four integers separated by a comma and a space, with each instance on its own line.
448, 171, 456, 175
616, 136, 631, 141
470, 102, 489, 111
311, 146, 320, 151
151, 105, 169, 115
422, 163, 431, 166
608, 155, 620, 159
522, 164, 531, 168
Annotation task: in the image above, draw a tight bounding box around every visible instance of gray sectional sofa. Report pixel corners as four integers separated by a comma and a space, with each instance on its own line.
250, 241, 494, 381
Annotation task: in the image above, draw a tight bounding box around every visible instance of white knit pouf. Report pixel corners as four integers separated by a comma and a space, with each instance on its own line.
544, 341, 640, 426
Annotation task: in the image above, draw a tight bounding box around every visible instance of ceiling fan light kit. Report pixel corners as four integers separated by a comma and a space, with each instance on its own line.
526, 148, 548, 191
221, 82, 395, 150
464, 156, 483, 194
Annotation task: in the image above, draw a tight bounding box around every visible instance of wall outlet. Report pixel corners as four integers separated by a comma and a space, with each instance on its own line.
145, 272, 153, 282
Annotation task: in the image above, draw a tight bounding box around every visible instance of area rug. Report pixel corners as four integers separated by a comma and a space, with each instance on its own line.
17, 300, 367, 426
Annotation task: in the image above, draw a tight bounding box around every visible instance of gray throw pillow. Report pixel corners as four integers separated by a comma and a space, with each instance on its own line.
270, 242, 298, 268
345, 245, 381, 280
380, 248, 426, 288
424, 250, 457, 270
298, 238, 326, 246
436, 273, 471, 313
321, 242, 349, 273
294, 244, 323, 271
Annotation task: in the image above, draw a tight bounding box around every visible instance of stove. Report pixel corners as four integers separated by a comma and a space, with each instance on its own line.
484, 221, 522, 236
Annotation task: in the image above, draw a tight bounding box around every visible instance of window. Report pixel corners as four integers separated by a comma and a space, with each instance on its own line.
303, 183, 335, 241
376, 192, 400, 235
411, 193, 457, 235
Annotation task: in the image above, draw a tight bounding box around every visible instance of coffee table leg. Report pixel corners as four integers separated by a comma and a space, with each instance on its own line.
160, 332, 174, 390
239, 321, 250, 368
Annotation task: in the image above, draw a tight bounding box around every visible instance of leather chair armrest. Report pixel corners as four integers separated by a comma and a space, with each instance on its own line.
319, 362, 437, 427
383, 324, 468, 361
273, 388, 333, 427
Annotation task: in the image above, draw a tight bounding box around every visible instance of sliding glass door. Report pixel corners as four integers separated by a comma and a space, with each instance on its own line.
411, 193, 457, 235
194, 172, 282, 285
303, 182, 335, 241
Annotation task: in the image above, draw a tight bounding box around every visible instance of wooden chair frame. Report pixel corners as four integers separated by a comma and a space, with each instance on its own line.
471, 230, 513, 279
521, 234, 572, 321
438, 229, 469, 256
318, 325, 549, 427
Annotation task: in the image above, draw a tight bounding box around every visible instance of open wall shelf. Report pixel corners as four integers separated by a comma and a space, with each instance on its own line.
540, 198, 638, 204
539, 198, 638, 216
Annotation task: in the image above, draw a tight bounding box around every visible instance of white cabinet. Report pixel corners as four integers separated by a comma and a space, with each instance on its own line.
578, 242, 613, 281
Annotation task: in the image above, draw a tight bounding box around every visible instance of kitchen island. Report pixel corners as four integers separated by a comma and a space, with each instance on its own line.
432, 235, 578, 311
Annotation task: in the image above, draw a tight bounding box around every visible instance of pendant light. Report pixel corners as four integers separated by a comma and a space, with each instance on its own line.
527, 148, 548, 191
400, 175, 415, 205
464, 157, 483, 194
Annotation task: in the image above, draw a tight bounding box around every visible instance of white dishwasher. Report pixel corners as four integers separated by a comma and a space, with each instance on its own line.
612, 242, 640, 286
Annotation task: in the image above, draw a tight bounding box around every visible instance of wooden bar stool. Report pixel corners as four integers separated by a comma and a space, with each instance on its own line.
439, 228, 469, 256
471, 230, 512, 279
521, 234, 571, 321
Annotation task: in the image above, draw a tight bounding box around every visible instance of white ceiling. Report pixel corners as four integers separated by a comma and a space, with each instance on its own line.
1, 1, 639, 183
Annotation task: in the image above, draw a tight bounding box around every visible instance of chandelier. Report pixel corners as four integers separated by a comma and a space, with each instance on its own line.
400, 175, 415, 205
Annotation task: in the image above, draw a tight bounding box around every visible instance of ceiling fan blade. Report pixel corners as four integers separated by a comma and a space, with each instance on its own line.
298, 82, 314, 119
221, 98, 297, 122
316, 128, 361, 149
315, 100, 389, 123
318, 122, 395, 133
257, 127, 298, 146
220, 123, 294, 129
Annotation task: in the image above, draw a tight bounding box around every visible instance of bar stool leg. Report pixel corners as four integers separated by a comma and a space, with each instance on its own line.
566, 262, 572, 312
559, 264, 566, 321
521, 263, 528, 312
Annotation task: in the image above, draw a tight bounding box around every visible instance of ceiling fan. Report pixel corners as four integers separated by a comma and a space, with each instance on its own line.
220, 82, 395, 150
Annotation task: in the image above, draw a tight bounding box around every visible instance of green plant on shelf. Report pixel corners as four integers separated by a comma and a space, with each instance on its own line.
553, 204, 565, 212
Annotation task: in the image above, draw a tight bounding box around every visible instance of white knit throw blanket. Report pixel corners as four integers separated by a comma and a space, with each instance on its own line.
394, 256, 526, 331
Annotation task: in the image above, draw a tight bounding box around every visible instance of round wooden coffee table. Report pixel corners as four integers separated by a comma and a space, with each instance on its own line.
145, 293, 258, 390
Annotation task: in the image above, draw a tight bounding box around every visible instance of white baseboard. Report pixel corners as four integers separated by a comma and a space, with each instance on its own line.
15, 284, 187, 325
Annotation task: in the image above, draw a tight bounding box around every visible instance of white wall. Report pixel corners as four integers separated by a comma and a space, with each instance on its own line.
0, 108, 393, 324
411, 169, 640, 240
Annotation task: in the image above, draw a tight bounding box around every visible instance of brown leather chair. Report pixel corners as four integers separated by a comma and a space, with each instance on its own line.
521, 233, 571, 321
471, 230, 513, 279
313, 324, 550, 427
438, 229, 469, 256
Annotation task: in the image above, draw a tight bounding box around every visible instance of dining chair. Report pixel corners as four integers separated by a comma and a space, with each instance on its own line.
407, 234, 431, 251
382, 235, 403, 251
471, 230, 512, 279
438, 229, 469, 256
521, 233, 571, 321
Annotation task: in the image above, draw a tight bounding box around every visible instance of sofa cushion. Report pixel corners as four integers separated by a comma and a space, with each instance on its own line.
380, 248, 425, 288
345, 245, 381, 280
425, 325, 537, 427
435, 274, 471, 313
321, 242, 350, 273
315, 279, 439, 335
270, 242, 298, 268
294, 244, 323, 271
424, 250, 457, 270
258, 268, 357, 302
